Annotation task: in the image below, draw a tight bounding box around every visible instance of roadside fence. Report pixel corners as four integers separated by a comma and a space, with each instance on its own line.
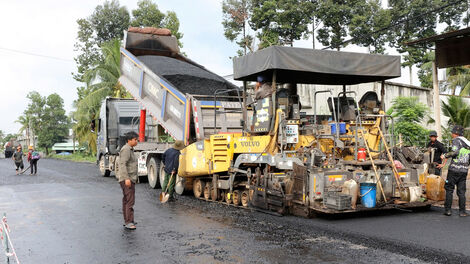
1, 214, 19, 264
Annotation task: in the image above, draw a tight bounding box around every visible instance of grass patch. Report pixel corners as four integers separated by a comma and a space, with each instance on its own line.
49, 152, 96, 163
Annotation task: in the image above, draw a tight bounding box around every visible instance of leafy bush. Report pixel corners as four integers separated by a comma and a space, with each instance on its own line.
387, 97, 430, 146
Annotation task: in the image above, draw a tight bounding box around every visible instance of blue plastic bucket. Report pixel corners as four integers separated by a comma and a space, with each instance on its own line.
360, 182, 377, 208
330, 122, 347, 134
339, 122, 346, 134
330, 123, 337, 134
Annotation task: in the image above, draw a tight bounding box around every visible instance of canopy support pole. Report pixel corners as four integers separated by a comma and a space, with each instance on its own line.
380, 81, 385, 111
432, 61, 442, 138
243, 81, 247, 135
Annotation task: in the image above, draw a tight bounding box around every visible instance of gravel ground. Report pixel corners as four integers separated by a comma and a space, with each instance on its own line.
0, 158, 469, 263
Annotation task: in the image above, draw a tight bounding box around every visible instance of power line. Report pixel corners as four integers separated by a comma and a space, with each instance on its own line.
0, 46, 73, 62
322, 0, 467, 50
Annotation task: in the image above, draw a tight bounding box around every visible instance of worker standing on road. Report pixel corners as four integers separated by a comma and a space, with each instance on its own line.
162, 140, 184, 202
441, 125, 469, 217
12, 146, 24, 175
118, 131, 139, 230
427, 130, 447, 176
27, 146, 40, 175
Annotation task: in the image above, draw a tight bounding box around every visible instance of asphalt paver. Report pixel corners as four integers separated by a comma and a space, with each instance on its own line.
0, 158, 469, 263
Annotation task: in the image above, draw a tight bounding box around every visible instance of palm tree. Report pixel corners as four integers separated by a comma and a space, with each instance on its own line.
441, 96, 470, 138
447, 66, 470, 96
16, 114, 32, 147
73, 38, 128, 154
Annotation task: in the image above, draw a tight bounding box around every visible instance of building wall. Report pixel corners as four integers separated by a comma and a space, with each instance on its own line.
297, 81, 432, 116
297, 81, 434, 129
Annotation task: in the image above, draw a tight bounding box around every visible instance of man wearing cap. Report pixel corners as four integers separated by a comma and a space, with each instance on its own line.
118, 131, 139, 229
254, 75, 273, 100
441, 125, 469, 217
426, 130, 447, 176
162, 140, 184, 202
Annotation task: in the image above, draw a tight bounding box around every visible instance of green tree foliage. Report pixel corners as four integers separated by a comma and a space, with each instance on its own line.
23, 92, 69, 155
348, 0, 391, 54
315, 0, 365, 51
131, 0, 184, 47
222, 0, 253, 56
417, 51, 434, 88
441, 96, 470, 138
250, 0, 314, 48
387, 0, 438, 81
90, 0, 130, 45
387, 97, 429, 145
73, 0, 130, 82
387, 0, 469, 83
73, 39, 124, 154
131, 0, 165, 28
16, 114, 33, 146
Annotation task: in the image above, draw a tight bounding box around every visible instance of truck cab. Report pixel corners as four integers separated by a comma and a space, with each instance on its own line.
96, 97, 153, 177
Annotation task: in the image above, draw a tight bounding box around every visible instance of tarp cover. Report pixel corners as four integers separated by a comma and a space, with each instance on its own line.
233, 46, 401, 85
139, 55, 238, 95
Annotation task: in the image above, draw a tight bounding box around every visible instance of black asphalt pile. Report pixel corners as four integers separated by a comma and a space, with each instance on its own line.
138, 55, 238, 96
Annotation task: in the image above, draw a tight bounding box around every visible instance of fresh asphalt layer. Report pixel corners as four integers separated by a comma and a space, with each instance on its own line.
0, 158, 469, 264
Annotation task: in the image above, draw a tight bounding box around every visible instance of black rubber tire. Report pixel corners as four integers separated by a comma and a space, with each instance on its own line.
99, 155, 111, 177
159, 160, 165, 189
147, 157, 159, 189
204, 182, 212, 200
193, 179, 205, 198
232, 190, 241, 206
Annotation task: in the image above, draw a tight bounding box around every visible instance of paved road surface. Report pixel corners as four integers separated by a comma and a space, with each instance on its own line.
0, 158, 469, 263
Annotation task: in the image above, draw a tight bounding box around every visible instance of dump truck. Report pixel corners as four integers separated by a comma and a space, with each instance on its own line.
119, 28, 430, 215
118, 28, 243, 191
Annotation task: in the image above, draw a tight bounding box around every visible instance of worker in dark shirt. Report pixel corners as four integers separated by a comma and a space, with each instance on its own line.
426, 130, 447, 175
162, 140, 184, 202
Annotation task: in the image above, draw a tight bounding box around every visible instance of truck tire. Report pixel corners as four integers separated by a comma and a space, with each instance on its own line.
232, 190, 241, 205
147, 157, 159, 189
99, 155, 111, 177
203, 182, 212, 200
193, 179, 205, 198
114, 156, 120, 180
159, 160, 166, 189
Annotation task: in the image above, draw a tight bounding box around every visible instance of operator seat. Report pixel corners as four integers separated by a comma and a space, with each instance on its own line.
327, 96, 357, 122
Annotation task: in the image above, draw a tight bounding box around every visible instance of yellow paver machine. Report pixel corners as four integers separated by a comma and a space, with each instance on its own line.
178, 46, 430, 215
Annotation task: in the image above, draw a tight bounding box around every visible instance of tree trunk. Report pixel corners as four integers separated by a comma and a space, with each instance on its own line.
243, 21, 247, 55
409, 66, 413, 85
26, 126, 30, 147
312, 18, 315, 49
45, 147, 49, 156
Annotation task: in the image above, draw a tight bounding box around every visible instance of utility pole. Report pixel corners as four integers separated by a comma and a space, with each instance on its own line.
432, 61, 442, 138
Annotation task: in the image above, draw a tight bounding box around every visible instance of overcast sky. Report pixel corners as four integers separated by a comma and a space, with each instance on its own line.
0, 0, 415, 135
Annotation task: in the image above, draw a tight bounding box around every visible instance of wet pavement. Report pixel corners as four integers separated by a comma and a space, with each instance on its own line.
0, 158, 469, 264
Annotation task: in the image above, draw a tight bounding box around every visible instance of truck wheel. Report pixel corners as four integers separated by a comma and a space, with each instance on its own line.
241, 190, 250, 207
159, 160, 166, 189
203, 182, 212, 200
114, 156, 120, 180
99, 155, 111, 177
232, 190, 241, 205
147, 158, 159, 189
193, 179, 205, 198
